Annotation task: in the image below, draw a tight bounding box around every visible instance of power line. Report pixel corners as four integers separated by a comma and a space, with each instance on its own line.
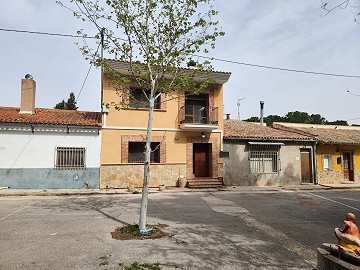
0, 28, 96, 39
1, 27, 360, 79
76, 41, 102, 101
192, 54, 360, 79
347, 89, 360, 96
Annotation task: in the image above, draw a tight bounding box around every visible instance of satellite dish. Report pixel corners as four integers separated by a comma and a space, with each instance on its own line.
25, 74, 33, 80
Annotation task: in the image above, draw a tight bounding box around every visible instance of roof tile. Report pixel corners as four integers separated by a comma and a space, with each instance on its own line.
224, 120, 312, 140
0, 106, 101, 127
272, 122, 360, 145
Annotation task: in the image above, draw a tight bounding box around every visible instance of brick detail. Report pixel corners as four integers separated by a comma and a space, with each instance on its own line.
160, 93, 167, 111
121, 135, 166, 163
186, 137, 218, 180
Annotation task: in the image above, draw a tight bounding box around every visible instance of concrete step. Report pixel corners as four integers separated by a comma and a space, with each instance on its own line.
187, 179, 223, 189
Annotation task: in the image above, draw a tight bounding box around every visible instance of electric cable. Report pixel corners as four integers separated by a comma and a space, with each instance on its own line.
1, 27, 360, 79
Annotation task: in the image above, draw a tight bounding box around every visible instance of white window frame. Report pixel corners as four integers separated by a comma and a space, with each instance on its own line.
322, 153, 334, 171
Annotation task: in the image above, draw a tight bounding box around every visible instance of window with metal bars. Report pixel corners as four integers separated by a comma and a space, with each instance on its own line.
128, 142, 160, 163
130, 89, 160, 109
55, 147, 86, 169
249, 150, 279, 173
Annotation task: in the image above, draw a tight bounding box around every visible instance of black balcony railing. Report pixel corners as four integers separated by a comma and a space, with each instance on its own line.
179, 105, 218, 125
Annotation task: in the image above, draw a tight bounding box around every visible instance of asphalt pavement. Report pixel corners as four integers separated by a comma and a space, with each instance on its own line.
0, 185, 359, 270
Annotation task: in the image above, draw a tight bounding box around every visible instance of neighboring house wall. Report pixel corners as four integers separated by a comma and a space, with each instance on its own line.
224, 141, 313, 186
0, 126, 101, 189
100, 74, 225, 188
316, 144, 360, 184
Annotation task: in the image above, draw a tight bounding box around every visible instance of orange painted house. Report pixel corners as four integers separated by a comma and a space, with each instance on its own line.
100, 60, 231, 189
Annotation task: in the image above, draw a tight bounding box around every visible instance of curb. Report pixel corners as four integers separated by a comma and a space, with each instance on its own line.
0, 184, 358, 197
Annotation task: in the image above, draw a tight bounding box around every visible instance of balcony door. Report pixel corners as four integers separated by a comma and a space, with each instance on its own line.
185, 95, 207, 124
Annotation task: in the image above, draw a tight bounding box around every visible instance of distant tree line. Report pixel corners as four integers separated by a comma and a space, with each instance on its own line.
243, 111, 349, 126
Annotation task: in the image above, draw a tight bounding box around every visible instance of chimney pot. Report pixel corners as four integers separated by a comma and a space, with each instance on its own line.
25, 74, 33, 80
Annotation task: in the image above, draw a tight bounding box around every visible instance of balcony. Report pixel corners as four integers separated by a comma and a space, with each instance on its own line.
178, 105, 219, 131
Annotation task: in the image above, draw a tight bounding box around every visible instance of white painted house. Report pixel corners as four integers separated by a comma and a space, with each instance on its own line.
0, 76, 102, 189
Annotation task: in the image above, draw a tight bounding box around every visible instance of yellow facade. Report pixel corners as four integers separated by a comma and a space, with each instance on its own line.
100, 70, 230, 189
317, 144, 360, 184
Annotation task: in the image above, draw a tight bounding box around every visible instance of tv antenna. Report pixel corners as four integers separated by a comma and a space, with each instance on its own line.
237, 97, 246, 120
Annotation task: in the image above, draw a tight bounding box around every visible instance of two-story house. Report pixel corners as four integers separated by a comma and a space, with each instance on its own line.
100, 60, 231, 189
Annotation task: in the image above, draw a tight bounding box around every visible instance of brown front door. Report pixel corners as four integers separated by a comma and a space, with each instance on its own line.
300, 150, 312, 183
193, 143, 211, 177
343, 152, 354, 181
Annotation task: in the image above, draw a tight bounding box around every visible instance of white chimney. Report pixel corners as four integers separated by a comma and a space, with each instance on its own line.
20, 74, 36, 114
260, 101, 264, 126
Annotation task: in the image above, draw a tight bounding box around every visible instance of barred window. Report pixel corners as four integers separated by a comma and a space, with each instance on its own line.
128, 142, 160, 163
130, 89, 160, 109
250, 150, 279, 173
55, 147, 86, 169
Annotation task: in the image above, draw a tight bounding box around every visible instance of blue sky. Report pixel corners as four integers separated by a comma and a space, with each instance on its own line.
0, 1, 360, 124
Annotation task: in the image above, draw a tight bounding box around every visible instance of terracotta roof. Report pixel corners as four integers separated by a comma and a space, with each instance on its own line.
106, 59, 231, 84
0, 106, 102, 127
224, 120, 312, 141
272, 122, 360, 145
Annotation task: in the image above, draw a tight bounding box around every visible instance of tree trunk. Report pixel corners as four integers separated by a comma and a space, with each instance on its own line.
139, 90, 155, 233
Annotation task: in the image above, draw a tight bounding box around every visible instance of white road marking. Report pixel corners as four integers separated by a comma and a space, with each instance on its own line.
308, 193, 360, 212
0, 204, 31, 221
340, 197, 360, 202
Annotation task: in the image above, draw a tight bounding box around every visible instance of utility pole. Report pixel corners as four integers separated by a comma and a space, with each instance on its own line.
237, 97, 246, 120
100, 28, 105, 111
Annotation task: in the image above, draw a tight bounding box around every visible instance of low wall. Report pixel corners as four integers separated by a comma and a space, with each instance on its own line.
100, 164, 186, 188
318, 170, 346, 184
317, 244, 359, 270
0, 168, 100, 189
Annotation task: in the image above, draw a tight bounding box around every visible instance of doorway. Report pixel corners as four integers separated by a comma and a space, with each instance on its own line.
342, 152, 354, 181
193, 143, 211, 177
300, 149, 312, 183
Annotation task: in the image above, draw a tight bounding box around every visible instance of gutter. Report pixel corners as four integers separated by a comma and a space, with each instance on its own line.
223, 137, 316, 142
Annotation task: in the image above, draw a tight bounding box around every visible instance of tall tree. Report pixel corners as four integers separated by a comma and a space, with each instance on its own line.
243, 116, 260, 123
54, 92, 78, 110
58, 0, 224, 233
321, 0, 360, 23
285, 111, 311, 123
66, 92, 79, 110
264, 115, 286, 126
244, 111, 348, 126
309, 114, 326, 124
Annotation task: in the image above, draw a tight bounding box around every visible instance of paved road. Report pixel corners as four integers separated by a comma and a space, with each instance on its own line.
0, 189, 359, 270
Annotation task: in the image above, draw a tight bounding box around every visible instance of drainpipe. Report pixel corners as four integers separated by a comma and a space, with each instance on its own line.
313, 141, 318, 185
